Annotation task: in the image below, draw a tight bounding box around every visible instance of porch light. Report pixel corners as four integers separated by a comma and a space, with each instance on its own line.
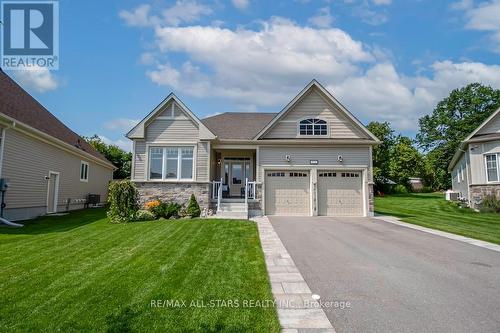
285, 155, 291, 162
337, 155, 343, 163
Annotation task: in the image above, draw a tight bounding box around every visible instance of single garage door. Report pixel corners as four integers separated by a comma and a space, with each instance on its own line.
318, 171, 363, 216
265, 171, 310, 216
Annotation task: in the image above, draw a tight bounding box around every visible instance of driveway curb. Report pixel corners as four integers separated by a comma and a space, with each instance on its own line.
253, 216, 336, 333
374, 215, 500, 253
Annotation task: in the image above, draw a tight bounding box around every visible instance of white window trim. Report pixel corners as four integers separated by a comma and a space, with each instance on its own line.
80, 161, 89, 182
484, 153, 500, 183
296, 117, 329, 138
147, 145, 196, 181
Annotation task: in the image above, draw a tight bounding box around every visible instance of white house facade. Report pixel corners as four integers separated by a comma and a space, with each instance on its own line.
449, 107, 500, 208
127, 80, 380, 218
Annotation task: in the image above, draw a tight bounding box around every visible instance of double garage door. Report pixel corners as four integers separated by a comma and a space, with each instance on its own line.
265, 170, 363, 216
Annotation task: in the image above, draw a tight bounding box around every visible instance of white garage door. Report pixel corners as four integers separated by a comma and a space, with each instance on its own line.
318, 171, 363, 216
265, 171, 310, 216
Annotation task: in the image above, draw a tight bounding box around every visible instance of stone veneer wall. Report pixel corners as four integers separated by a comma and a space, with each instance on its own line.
470, 184, 500, 208
368, 183, 374, 216
135, 182, 210, 209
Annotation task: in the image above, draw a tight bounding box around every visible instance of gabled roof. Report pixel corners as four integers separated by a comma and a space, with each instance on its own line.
202, 112, 277, 140
126, 93, 216, 140
253, 79, 380, 142
0, 69, 114, 168
448, 107, 500, 171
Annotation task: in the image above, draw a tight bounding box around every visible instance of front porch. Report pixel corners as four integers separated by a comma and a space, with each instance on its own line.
209, 148, 262, 217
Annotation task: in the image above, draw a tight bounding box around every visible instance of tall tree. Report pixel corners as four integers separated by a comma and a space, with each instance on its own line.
389, 136, 425, 190
417, 83, 500, 189
83, 135, 132, 179
366, 121, 396, 187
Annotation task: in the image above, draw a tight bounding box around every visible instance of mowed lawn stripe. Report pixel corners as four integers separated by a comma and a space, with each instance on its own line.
375, 193, 500, 244
0, 209, 280, 333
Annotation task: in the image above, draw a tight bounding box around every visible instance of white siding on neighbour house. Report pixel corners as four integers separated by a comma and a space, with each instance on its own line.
476, 114, 500, 135
451, 153, 469, 199
1, 128, 113, 218
263, 88, 368, 139
468, 140, 500, 184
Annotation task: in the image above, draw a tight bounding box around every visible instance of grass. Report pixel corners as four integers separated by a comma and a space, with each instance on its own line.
0, 209, 280, 333
375, 193, 500, 244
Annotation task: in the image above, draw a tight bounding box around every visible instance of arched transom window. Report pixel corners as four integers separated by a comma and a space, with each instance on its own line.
298, 118, 328, 136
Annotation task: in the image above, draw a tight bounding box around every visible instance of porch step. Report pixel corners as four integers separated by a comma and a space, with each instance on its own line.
214, 211, 248, 219
218, 202, 247, 212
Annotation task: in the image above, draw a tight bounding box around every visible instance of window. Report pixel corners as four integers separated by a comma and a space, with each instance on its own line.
298, 118, 328, 136
80, 161, 89, 182
485, 154, 499, 182
267, 172, 285, 177
290, 172, 307, 177
319, 172, 336, 177
149, 146, 194, 180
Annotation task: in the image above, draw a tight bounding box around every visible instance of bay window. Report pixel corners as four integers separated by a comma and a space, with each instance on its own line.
149, 146, 194, 180
485, 154, 499, 182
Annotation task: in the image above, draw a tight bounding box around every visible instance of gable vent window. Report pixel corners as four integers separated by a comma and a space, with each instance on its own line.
80, 161, 89, 182
299, 118, 327, 136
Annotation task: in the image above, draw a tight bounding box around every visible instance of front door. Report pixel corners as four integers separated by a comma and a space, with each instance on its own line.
224, 159, 252, 197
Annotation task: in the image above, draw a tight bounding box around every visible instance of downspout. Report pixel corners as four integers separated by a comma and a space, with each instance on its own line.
0, 120, 16, 178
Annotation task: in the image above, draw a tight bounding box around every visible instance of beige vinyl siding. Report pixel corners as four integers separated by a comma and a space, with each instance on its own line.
477, 114, 500, 135
263, 88, 368, 139
469, 140, 500, 184
258, 146, 370, 182
146, 119, 199, 142
1, 128, 112, 210
133, 140, 146, 180
196, 141, 209, 182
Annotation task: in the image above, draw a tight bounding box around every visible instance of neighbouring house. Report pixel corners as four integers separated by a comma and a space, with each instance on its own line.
449, 107, 500, 208
127, 80, 380, 218
0, 69, 115, 221
409, 177, 424, 192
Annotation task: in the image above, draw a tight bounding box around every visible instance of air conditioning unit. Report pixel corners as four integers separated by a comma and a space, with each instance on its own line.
445, 190, 459, 201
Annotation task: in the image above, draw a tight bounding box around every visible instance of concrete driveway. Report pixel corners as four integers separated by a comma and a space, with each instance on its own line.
269, 216, 500, 333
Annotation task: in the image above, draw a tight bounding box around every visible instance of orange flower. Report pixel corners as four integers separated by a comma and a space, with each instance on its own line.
144, 200, 161, 210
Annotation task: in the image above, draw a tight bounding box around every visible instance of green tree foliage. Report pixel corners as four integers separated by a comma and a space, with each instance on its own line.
366, 121, 396, 186
389, 136, 425, 191
83, 135, 132, 179
417, 83, 500, 189
186, 194, 201, 218
107, 180, 139, 223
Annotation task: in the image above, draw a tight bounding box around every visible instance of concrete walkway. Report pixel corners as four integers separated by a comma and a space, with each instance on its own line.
253, 216, 335, 333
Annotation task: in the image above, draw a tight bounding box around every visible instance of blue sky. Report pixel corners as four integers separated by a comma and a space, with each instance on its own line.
5, 0, 500, 151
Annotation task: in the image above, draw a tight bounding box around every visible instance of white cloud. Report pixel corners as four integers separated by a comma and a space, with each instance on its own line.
371, 0, 392, 5
98, 135, 133, 152
119, 4, 154, 27
450, 0, 473, 11
353, 4, 388, 25
123, 11, 500, 132
149, 17, 373, 104
308, 7, 334, 28
456, 0, 500, 52
119, 1, 212, 27
232, 0, 250, 10
13, 67, 58, 93
103, 118, 140, 132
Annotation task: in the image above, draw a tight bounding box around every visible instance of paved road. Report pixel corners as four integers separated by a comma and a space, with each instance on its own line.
269, 216, 500, 333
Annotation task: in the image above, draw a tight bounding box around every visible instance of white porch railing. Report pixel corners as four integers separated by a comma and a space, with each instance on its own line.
212, 179, 222, 200
247, 181, 256, 200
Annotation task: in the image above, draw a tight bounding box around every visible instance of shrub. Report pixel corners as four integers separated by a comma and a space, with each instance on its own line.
178, 206, 191, 219
134, 210, 156, 221
481, 195, 500, 213
149, 201, 182, 219
186, 194, 201, 218
393, 184, 409, 194
107, 180, 139, 223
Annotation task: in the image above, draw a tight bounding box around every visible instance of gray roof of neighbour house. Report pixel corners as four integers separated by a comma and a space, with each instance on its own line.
202, 112, 277, 140
0, 69, 114, 167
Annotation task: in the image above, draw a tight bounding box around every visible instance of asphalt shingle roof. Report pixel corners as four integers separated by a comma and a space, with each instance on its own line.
202, 112, 277, 140
0, 69, 112, 166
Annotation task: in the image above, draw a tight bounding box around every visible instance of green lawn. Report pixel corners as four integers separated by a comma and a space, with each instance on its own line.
375, 193, 500, 244
0, 209, 280, 333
